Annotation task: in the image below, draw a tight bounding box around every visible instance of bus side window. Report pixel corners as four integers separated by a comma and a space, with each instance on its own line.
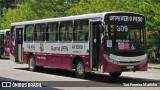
5, 34, 9, 47
0, 34, 4, 46
74, 20, 89, 41
59, 21, 72, 42
0, 34, 4, 55
84, 32, 88, 41
82, 21, 89, 41
25, 25, 34, 42
46, 23, 58, 42
11, 27, 15, 42
35, 24, 46, 41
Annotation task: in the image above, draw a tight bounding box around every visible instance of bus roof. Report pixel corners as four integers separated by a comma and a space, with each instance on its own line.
0, 29, 10, 34
11, 12, 144, 26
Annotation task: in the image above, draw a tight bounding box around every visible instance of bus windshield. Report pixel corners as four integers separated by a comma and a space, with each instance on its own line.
103, 24, 145, 56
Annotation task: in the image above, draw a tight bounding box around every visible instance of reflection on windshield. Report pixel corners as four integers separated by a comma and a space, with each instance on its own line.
104, 25, 144, 51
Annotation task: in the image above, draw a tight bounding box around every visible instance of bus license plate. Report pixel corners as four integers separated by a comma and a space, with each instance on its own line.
127, 66, 134, 69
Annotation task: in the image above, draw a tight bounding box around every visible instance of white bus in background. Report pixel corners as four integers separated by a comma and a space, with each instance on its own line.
10, 12, 147, 78
0, 29, 10, 58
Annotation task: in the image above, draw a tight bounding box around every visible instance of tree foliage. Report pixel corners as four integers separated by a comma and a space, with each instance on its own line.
1, 0, 159, 30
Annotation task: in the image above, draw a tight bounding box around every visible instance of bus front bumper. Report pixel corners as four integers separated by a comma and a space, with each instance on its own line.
103, 61, 148, 73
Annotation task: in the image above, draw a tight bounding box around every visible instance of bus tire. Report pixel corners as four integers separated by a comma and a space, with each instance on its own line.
28, 55, 36, 71
75, 59, 86, 79
109, 72, 122, 77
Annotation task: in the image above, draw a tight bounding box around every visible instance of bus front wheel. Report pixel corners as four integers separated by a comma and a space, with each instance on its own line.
75, 59, 86, 79
109, 72, 122, 77
28, 55, 36, 71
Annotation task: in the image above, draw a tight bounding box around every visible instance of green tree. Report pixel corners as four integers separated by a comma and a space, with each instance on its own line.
1, 0, 78, 28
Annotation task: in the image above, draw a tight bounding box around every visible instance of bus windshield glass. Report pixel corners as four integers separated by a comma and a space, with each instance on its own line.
103, 13, 146, 56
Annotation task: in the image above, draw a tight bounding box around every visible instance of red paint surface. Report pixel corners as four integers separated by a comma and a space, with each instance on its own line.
103, 60, 148, 73
22, 52, 90, 71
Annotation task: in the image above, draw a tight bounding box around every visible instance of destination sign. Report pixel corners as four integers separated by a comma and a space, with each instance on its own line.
109, 16, 143, 22
105, 13, 145, 24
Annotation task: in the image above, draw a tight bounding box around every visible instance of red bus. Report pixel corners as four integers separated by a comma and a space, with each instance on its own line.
0, 29, 10, 58
10, 12, 147, 78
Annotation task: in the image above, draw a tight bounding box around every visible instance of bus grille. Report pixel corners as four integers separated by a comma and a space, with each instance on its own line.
119, 61, 141, 64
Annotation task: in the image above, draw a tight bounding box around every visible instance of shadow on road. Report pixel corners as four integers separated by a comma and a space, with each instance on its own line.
0, 58, 10, 60
14, 67, 160, 87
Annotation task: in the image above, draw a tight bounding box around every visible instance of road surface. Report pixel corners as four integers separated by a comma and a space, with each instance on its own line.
0, 59, 159, 90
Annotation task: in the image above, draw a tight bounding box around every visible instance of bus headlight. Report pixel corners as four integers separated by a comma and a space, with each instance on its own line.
104, 54, 119, 64
104, 54, 110, 60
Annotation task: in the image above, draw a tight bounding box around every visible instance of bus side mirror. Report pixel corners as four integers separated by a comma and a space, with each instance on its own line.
100, 25, 105, 33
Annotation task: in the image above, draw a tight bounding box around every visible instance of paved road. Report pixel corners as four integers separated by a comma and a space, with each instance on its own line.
0, 59, 160, 90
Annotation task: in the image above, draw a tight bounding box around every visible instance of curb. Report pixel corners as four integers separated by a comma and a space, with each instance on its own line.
148, 67, 160, 69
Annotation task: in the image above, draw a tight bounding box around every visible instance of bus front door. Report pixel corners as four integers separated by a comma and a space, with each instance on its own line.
90, 21, 101, 71
15, 27, 23, 63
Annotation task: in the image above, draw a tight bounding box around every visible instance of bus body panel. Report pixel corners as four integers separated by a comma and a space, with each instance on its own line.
0, 45, 9, 58
22, 42, 89, 70
10, 41, 15, 61
5, 48, 9, 56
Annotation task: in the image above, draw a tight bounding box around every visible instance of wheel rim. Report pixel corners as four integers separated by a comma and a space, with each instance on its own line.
77, 62, 84, 75
29, 57, 35, 69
